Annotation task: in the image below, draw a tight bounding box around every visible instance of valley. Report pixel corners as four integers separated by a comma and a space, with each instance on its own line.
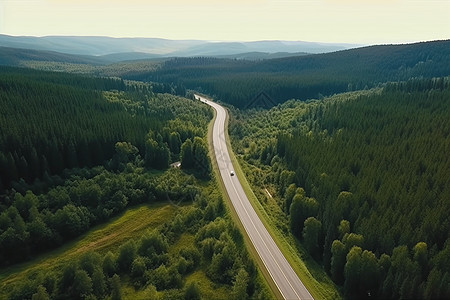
0, 38, 449, 299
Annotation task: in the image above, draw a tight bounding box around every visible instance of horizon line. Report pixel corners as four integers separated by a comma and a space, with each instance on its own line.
3, 33, 448, 47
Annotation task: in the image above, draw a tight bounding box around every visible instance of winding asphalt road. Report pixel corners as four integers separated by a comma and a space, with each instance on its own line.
195, 94, 314, 300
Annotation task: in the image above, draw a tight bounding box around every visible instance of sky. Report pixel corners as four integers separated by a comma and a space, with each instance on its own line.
1, 0, 449, 44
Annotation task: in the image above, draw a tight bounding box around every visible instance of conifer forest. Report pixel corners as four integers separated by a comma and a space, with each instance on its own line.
0, 39, 449, 299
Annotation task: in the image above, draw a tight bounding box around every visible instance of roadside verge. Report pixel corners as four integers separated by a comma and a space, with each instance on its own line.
204, 98, 282, 299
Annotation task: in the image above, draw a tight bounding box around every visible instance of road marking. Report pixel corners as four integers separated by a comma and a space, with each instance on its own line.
228, 172, 301, 299
211, 105, 289, 297
205, 96, 304, 299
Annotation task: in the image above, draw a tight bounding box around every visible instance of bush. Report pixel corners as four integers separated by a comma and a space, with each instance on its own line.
117, 240, 137, 272
102, 251, 117, 277
184, 281, 201, 300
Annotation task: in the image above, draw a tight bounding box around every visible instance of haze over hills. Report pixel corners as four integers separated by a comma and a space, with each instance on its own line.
123, 39, 450, 107
1, 38, 449, 107
1, 27, 450, 300
0, 34, 358, 58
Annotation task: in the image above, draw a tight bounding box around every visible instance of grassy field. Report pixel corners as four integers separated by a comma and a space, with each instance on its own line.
0, 203, 178, 298
0, 188, 243, 299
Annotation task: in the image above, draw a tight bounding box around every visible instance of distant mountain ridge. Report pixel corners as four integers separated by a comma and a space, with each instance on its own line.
0, 46, 110, 66
135, 39, 450, 107
0, 34, 358, 57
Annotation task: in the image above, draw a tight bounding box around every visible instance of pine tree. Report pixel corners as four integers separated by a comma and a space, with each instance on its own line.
303, 217, 322, 258
232, 268, 249, 300
181, 139, 194, 169
31, 285, 50, 300
111, 274, 122, 300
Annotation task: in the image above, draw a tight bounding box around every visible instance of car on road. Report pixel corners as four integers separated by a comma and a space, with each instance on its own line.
230, 170, 235, 176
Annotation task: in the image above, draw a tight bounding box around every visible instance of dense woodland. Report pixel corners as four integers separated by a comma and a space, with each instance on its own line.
125, 40, 450, 107
0, 67, 270, 299
0, 67, 211, 192
0, 67, 212, 260
1, 40, 450, 299
229, 77, 450, 299
1, 166, 269, 300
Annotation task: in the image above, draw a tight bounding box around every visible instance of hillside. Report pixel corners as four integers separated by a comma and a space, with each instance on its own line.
0, 67, 213, 192
0, 66, 278, 300
0, 34, 357, 56
1, 38, 449, 299
0, 47, 109, 66
0, 166, 271, 299
0, 46, 306, 70
228, 77, 450, 299
130, 40, 450, 107
3, 40, 448, 110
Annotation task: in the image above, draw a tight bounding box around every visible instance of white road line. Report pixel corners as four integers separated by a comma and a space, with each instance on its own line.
197, 94, 314, 300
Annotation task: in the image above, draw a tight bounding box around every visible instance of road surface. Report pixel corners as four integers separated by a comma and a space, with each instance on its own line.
195, 94, 314, 300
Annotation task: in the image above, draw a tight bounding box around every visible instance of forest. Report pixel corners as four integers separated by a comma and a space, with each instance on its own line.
0, 166, 269, 300
124, 40, 450, 107
0, 66, 213, 260
0, 67, 212, 192
4, 40, 448, 109
229, 77, 450, 299
1, 39, 450, 299
0, 67, 271, 299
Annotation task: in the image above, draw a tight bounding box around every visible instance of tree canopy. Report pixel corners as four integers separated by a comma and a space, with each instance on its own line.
229, 77, 450, 299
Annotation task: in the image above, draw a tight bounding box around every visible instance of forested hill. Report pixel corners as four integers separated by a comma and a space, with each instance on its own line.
229, 77, 450, 299
2, 40, 448, 109
0, 67, 212, 193
128, 40, 450, 107
0, 47, 109, 66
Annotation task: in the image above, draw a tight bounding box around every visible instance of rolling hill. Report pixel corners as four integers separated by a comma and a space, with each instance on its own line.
0, 34, 357, 57
130, 40, 450, 107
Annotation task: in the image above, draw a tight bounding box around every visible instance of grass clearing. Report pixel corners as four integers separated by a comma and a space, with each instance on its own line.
121, 275, 162, 300
170, 233, 195, 256
185, 270, 229, 300
0, 203, 178, 296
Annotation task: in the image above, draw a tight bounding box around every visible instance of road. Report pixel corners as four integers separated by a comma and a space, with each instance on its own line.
195, 94, 314, 300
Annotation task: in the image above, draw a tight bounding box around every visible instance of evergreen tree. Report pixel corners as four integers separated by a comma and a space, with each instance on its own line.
31, 285, 50, 300
192, 137, 211, 178
181, 139, 194, 169
331, 239, 346, 284
111, 274, 122, 300
184, 281, 201, 300
303, 217, 322, 258
232, 268, 249, 300
289, 192, 318, 237
72, 269, 93, 298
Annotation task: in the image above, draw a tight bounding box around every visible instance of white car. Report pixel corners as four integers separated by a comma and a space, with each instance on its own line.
230, 170, 235, 176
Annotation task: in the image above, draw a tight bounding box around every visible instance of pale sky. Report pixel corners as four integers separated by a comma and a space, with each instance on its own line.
1, 0, 449, 44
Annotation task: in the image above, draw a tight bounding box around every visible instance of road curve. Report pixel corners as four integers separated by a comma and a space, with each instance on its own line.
195, 94, 314, 300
